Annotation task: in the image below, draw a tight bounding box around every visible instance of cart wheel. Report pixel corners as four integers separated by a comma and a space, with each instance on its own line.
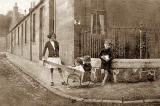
67, 74, 81, 87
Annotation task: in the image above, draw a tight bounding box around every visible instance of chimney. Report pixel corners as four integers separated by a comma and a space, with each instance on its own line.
24, 10, 26, 15
13, 2, 18, 14
29, 2, 33, 12
33, 2, 36, 7
11, 2, 19, 28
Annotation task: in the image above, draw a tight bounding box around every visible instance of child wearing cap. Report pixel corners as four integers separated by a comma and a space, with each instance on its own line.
99, 39, 113, 86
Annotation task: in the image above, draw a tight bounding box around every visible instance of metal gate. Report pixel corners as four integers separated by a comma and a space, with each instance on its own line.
80, 25, 160, 59
145, 28, 160, 58
110, 25, 160, 59
80, 31, 104, 58
110, 27, 140, 59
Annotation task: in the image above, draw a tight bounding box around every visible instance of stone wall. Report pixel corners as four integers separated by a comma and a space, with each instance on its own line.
73, 0, 105, 58
6, 0, 76, 65
56, 0, 75, 65
7, 0, 50, 62
104, 0, 160, 27
7, 0, 75, 65
31, 1, 49, 62
72, 0, 160, 59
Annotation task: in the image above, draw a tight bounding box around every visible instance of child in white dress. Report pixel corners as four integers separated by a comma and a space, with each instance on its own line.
72, 58, 85, 83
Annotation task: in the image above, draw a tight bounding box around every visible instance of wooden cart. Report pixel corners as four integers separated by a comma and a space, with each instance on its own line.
44, 60, 97, 87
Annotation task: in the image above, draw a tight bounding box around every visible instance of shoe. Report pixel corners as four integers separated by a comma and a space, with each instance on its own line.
61, 82, 67, 86
101, 82, 105, 86
51, 82, 54, 86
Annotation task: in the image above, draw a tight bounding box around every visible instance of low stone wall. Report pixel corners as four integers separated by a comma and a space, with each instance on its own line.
91, 58, 160, 83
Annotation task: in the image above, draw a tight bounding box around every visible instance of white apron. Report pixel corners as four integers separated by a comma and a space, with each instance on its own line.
46, 41, 62, 69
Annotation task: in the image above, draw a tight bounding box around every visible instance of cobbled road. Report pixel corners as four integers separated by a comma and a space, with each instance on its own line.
0, 57, 97, 106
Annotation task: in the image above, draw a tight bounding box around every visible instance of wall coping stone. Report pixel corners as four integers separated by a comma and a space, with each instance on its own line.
91, 58, 160, 69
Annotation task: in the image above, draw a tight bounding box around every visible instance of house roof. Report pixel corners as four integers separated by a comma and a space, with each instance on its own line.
9, 0, 44, 33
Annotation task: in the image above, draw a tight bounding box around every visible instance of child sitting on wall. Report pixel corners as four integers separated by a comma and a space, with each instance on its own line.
99, 39, 113, 86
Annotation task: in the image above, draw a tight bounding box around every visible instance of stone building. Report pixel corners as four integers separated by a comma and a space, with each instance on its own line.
7, 0, 51, 62
9, 3, 24, 30
6, 0, 160, 65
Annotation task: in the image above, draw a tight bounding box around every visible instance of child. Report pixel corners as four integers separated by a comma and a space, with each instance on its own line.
83, 55, 92, 72
42, 32, 66, 86
72, 57, 85, 83
99, 39, 112, 86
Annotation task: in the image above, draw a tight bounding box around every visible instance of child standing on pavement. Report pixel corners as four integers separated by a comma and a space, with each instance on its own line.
99, 39, 113, 86
42, 32, 67, 86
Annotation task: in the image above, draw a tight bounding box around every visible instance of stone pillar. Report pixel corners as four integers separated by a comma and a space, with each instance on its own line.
139, 25, 146, 59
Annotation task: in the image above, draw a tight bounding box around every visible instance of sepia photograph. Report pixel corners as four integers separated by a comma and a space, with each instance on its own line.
0, 0, 160, 106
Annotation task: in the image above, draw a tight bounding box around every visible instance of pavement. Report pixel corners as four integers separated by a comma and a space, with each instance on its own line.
5, 53, 160, 104
0, 57, 90, 106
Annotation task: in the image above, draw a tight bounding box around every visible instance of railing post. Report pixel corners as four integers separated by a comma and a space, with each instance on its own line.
139, 24, 146, 59
139, 25, 142, 59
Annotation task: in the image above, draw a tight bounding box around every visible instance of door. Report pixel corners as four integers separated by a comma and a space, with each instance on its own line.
39, 7, 44, 60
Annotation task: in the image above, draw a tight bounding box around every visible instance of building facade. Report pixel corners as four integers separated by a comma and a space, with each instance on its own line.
7, 0, 76, 65
6, 0, 160, 65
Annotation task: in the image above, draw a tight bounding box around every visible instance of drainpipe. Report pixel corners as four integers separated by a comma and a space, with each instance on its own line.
139, 24, 146, 59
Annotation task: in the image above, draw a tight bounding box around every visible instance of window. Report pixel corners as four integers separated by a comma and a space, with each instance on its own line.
25, 20, 27, 43
91, 14, 98, 34
33, 13, 36, 42
21, 24, 23, 45
91, 14, 104, 34
39, 7, 44, 60
14, 30, 16, 45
